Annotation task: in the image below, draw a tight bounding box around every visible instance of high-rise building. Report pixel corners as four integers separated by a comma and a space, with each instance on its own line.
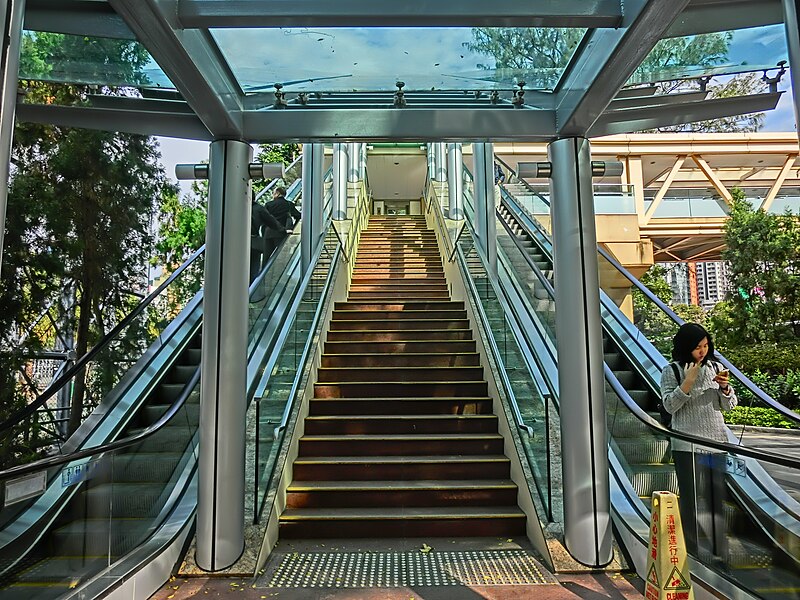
695, 261, 730, 308
660, 262, 691, 305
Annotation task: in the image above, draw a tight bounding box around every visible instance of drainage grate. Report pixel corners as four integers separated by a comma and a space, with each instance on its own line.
267, 550, 557, 588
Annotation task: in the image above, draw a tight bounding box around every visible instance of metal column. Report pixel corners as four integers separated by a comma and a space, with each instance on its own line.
301, 143, 324, 272
332, 143, 348, 220
447, 143, 464, 221
197, 139, 252, 572
472, 142, 497, 276
432, 142, 447, 183
0, 0, 25, 273
548, 137, 612, 568
783, 0, 800, 140
347, 142, 361, 183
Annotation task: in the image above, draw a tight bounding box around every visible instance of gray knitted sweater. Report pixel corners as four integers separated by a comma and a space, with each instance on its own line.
660, 361, 737, 452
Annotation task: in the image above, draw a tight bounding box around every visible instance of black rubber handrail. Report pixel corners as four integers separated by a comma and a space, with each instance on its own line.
0, 244, 206, 434
1, 163, 307, 437
501, 187, 800, 426
604, 362, 800, 470
0, 367, 201, 481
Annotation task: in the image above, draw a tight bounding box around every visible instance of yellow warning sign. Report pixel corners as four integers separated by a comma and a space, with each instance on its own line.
644, 491, 694, 600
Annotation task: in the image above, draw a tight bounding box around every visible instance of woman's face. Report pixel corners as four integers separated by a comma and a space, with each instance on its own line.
691, 337, 709, 363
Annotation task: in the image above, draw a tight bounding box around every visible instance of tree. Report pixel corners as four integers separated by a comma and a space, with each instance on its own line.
464, 29, 766, 132
252, 144, 301, 196
632, 264, 680, 355
721, 190, 800, 344
1, 32, 172, 447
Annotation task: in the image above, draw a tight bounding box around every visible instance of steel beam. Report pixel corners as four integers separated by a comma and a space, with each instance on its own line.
177, 0, 622, 28
16, 102, 212, 140
0, 0, 25, 275
555, 0, 691, 137
108, 0, 244, 138
667, 0, 782, 37
242, 107, 557, 142
588, 92, 782, 137
25, 0, 135, 39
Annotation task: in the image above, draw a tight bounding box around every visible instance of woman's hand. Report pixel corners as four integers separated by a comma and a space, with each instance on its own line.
680, 362, 703, 394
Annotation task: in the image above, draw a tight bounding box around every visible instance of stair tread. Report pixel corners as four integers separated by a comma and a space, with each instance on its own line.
306, 414, 495, 420
288, 480, 517, 491
310, 396, 491, 401
281, 507, 525, 519
294, 455, 510, 464
301, 433, 503, 441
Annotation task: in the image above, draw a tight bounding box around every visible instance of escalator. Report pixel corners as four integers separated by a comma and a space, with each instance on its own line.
491, 179, 800, 597
0, 173, 346, 598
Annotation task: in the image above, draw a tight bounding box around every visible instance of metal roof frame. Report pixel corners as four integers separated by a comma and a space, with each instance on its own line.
16, 0, 792, 142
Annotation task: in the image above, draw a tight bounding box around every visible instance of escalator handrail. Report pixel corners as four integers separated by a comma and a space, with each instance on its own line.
603, 362, 800, 470
0, 367, 201, 482
496, 209, 556, 299
0, 227, 307, 481
501, 189, 800, 426
0, 243, 206, 434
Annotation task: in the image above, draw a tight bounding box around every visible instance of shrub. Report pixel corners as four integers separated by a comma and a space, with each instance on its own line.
724, 406, 798, 429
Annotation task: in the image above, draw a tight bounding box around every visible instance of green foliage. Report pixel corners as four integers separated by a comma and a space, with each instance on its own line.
464, 28, 583, 72
724, 406, 799, 429
464, 28, 764, 132
252, 144, 301, 196
1, 32, 172, 452
723, 342, 800, 375
721, 193, 800, 344
632, 265, 680, 357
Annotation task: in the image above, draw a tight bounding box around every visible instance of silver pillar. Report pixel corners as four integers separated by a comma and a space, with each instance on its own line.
472, 142, 497, 276
447, 143, 464, 221
0, 0, 25, 273
301, 143, 324, 272
783, 0, 800, 140
332, 143, 348, 220
548, 137, 612, 568
197, 139, 252, 572
347, 142, 361, 183
359, 143, 367, 180
432, 142, 447, 183
427, 144, 435, 180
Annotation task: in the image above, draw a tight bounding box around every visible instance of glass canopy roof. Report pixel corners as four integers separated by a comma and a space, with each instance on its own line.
14, 2, 792, 142
210, 27, 585, 93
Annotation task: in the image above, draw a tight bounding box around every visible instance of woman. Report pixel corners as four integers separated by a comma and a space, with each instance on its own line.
660, 323, 737, 562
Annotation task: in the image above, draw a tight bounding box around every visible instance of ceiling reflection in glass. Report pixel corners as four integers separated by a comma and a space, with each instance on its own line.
211, 27, 587, 93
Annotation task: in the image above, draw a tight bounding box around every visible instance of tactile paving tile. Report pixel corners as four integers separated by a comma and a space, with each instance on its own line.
267, 549, 557, 588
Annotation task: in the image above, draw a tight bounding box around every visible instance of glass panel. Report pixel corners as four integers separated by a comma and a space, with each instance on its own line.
767, 189, 800, 214
644, 190, 730, 218
211, 27, 586, 93
255, 229, 341, 516
627, 24, 787, 86
456, 227, 550, 517
19, 31, 173, 90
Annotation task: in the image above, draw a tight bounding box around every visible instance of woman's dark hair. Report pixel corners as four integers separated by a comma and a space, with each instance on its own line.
671, 322, 715, 365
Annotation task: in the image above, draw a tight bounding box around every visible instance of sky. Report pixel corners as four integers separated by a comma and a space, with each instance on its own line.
155, 23, 799, 196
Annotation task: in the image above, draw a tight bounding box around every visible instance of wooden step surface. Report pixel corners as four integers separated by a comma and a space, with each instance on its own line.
280, 215, 524, 539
